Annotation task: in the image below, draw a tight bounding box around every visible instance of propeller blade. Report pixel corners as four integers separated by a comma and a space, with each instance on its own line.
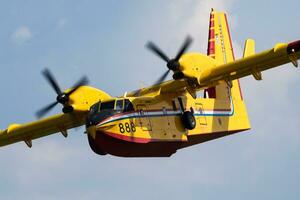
153, 70, 170, 85
66, 76, 89, 96
146, 42, 170, 63
42, 69, 62, 95
175, 36, 193, 61
36, 101, 58, 118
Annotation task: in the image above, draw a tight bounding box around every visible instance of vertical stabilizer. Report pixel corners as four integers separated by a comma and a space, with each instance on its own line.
204, 9, 243, 101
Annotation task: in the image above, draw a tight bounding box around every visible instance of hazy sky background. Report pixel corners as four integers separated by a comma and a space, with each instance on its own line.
0, 0, 300, 199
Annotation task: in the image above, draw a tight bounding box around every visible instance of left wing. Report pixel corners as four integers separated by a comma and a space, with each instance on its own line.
129, 40, 300, 98
0, 112, 86, 147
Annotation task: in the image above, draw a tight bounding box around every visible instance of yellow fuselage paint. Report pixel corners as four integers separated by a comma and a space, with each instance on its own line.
91, 92, 250, 144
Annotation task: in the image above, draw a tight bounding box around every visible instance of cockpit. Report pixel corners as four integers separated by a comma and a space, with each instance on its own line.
86, 98, 134, 127
90, 98, 134, 114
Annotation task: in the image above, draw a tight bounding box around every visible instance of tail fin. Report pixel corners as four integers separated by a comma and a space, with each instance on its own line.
204, 9, 251, 133
204, 9, 243, 101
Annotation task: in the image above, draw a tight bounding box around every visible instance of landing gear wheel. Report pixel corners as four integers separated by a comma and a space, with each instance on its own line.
181, 111, 196, 130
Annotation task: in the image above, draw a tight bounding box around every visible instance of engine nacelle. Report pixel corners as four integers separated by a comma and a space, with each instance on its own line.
179, 53, 218, 86
67, 86, 111, 112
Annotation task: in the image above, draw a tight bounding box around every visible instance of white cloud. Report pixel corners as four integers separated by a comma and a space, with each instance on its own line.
232, 40, 243, 59
11, 26, 33, 44
168, 0, 237, 53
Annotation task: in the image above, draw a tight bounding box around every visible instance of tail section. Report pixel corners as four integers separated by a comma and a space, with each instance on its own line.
205, 9, 251, 132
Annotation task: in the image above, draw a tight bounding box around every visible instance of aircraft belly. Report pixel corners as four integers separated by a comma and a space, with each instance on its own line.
90, 130, 183, 157
88, 128, 249, 157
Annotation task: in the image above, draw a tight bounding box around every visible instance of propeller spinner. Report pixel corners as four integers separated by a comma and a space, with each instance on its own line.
36, 69, 89, 118
146, 35, 193, 85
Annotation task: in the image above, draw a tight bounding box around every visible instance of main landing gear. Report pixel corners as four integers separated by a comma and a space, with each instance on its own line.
177, 97, 196, 130
181, 111, 196, 130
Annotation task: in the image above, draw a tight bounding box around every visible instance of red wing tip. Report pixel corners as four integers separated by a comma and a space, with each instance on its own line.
287, 40, 300, 53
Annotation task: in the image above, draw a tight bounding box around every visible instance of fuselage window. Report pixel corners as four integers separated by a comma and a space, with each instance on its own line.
100, 100, 115, 110
116, 99, 124, 110
124, 99, 134, 112
91, 99, 133, 113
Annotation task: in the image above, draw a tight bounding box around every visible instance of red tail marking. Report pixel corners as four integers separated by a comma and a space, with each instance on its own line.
205, 10, 216, 98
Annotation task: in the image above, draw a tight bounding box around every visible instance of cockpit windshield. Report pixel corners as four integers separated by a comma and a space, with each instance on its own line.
90, 99, 134, 114
90, 103, 100, 114
100, 100, 115, 110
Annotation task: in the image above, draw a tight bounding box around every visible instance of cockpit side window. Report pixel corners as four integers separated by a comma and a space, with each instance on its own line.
90, 102, 101, 114
124, 99, 134, 112
115, 99, 124, 110
100, 100, 115, 110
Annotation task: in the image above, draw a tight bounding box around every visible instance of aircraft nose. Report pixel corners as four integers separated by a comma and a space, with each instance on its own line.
86, 110, 114, 128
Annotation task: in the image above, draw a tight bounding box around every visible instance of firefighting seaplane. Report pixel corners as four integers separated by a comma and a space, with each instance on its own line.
0, 9, 299, 157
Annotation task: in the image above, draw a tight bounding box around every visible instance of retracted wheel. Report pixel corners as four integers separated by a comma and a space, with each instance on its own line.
181, 111, 196, 130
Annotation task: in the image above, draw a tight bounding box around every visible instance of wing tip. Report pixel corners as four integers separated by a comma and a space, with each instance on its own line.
287, 40, 300, 53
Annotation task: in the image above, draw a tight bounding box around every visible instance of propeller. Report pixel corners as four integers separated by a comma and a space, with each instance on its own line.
146, 35, 193, 85
36, 69, 89, 118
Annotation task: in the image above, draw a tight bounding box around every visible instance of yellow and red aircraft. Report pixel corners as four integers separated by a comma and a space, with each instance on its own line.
1, 9, 300, 157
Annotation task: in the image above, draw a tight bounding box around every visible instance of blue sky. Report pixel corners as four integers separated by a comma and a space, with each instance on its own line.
0, 0, 300, 199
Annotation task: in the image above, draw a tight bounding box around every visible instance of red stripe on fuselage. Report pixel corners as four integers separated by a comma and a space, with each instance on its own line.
104, 131, 151, 143
102, 130, 185, 144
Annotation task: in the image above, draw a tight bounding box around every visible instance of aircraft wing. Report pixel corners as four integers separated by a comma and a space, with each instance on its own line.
199, 40, 300, 86
129, 40, 300, 97
0, 112, 86, 147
